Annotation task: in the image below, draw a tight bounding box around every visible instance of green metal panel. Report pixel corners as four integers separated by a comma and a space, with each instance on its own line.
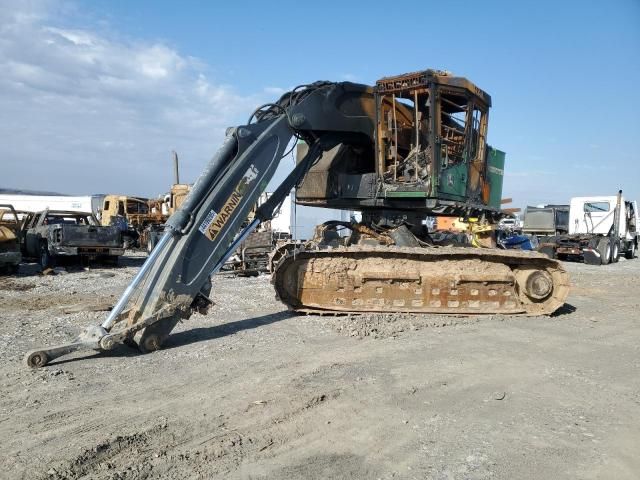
384, 191, 430, 198
438, 163, 468, 200
487, 147, 505, 210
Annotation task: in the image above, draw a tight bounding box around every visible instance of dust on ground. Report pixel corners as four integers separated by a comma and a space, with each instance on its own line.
1, 252, 639, 479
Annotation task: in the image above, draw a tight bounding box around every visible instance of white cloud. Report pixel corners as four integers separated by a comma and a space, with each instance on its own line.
0, 0, 275, 196
340, 73, 359, 82
263, 86, 287, 96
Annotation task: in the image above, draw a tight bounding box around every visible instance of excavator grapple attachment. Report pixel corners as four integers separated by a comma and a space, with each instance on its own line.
272, 245, 569, 316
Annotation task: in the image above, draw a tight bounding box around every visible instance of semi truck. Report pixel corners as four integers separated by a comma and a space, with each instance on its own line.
538, 191, 638, 265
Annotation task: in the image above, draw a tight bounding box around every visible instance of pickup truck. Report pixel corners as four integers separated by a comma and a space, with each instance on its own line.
0, 204, 22, 274
21, 210, 125, 267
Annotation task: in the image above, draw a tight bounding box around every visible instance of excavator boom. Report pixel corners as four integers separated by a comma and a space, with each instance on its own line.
25, 81, 378, 367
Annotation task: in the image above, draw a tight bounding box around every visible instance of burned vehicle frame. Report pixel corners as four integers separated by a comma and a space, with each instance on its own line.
21, 210, 125, 268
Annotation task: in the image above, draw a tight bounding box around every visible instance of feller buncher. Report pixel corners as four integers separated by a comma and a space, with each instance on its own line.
25, 69, 569, 367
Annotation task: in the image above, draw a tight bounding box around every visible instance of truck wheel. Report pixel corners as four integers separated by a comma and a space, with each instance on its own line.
39, 244, 52, 268
597, 237, 611, 265
625, 242, 636, 260
611, 240, 620, 263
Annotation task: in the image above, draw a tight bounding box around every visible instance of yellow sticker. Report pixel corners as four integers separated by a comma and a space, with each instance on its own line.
200, 165, 258, 242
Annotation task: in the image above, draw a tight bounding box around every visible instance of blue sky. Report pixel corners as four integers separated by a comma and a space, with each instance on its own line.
1, 0, 639, 209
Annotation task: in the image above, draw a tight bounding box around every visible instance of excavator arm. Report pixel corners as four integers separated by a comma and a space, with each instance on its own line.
25, 81, 377, 367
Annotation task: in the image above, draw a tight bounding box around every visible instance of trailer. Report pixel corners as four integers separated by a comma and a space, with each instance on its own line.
539, 191, 638, 265
522, 205, 569, 238
0, 194, 103, 217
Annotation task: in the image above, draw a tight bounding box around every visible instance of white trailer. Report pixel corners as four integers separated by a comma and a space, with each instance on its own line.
540, 191, 638, 265
0, 194, 104, 217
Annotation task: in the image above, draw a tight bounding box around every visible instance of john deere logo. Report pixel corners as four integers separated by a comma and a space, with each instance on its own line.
199, 165, 259, 242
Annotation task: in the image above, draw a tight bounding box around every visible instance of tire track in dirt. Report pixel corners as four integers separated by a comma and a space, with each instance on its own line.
41, 423, 167, 480
37, 362, 356, 479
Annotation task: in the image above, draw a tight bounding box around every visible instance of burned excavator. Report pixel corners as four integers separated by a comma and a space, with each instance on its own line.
25, 69, 569, 367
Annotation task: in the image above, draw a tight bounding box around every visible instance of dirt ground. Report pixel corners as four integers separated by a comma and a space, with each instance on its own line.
1, 253, 639, 479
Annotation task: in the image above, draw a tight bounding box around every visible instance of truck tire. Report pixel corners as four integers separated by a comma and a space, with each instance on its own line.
39, 243, 52, 269
611, 240, 620, 263
597, 237, 611, 265
625, 242, 636, 260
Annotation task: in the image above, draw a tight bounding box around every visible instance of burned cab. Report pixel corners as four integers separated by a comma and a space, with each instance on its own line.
296, 70, 505, 222
21, 210, 125, 268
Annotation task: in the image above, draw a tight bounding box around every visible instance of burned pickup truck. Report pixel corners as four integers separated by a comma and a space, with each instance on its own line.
21, 210, 125, 267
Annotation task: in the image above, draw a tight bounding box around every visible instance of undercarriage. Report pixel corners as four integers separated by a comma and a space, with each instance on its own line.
271, 222, 569, 316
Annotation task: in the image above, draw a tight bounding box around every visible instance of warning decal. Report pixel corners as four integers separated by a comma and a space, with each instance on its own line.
200, 165, 259, 242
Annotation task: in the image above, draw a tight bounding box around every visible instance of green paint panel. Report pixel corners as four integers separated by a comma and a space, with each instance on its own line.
487, 147, 505, 209
384, 191, 430, 198
438, 163, 468, 200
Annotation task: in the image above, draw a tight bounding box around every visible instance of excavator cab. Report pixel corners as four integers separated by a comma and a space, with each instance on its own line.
295, 70, 504, 219
375, 70, 490, 203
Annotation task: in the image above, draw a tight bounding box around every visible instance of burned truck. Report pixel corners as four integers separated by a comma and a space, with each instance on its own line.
0, 204, 22, 274
21, 210, 125, 268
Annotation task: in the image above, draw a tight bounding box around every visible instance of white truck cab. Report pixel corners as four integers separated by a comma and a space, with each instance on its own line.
540, 192, 638, 265
570, 195, 637, 236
